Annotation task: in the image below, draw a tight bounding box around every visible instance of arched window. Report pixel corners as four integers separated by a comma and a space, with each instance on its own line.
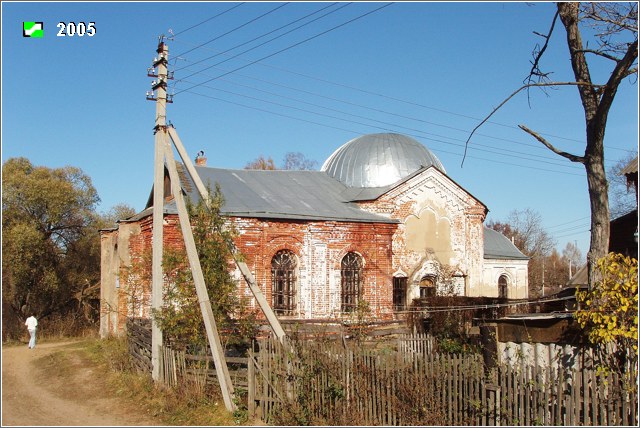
419, 275, 436, 298
271, 250, 297, 315
498, 274, 508, 299
341, 252, 363, 312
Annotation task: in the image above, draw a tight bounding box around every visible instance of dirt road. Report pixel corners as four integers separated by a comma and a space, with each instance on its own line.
2, 340, 162, 426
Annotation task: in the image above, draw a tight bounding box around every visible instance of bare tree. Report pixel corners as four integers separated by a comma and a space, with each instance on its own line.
282, 152, 318, 170
245, 152, 318, 170
562, 240, 584, 279
608, 152, 639, 218
466, 2, 638, 287
487, 208, 556, 297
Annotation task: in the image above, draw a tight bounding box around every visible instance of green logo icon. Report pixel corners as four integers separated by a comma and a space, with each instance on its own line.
23, 22, 43, 38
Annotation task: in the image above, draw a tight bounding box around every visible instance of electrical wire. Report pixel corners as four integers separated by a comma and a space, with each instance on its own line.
179, 78, 584, 171
174, 3, 394, 96
184, 89, 585, 177
174, 3, 347, 74
175, 71, 585, 167
170, 3, 246, 38
394, 295, 577, 314
547, 216, 591, 229
173, 2, 291, 59
170, 35, 634, 155
172, 53, 630, 162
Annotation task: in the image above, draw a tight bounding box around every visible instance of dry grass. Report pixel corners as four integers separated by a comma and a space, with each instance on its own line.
85, 337, 246, 426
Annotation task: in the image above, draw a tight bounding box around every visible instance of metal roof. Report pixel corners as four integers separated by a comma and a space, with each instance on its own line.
483, 227, 529, 260
321, 133, 446, 188
179, 167, 398, 224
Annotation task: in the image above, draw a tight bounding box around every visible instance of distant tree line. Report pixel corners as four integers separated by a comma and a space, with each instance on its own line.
2, 157, 136, 340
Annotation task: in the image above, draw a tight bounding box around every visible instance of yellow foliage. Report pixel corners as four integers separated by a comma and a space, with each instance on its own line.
575, 253, 638, 349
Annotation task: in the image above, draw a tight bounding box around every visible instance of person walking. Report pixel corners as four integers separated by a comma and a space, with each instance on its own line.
25, 315, 38, 349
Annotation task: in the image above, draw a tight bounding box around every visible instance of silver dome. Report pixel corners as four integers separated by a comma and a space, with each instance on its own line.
321, 133, 445, 188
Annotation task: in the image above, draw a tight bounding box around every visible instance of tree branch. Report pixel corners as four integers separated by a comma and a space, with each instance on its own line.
574, 48, 622, 62
595, 39, 638, 127
525, 10, 560, 103
461, 81, 599, 167
518, 124, 585, 164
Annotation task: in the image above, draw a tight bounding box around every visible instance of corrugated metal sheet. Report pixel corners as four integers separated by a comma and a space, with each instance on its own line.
321, 133, 445, 188
180, 167, 398, 224
483, 227, 529, 260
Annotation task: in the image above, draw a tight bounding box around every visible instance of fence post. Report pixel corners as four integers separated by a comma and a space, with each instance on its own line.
248, 346, 256, 418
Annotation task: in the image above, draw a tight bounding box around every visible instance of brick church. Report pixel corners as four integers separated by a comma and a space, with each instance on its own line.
100, 133, 528, 336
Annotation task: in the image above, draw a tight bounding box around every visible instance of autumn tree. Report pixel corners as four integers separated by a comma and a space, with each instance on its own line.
99, 203, 137, 229
244, 155, 276, 170
467, 2, 638, 287
575, 252, 638, 373
2, 157, 101, 338
487, 208, 555, 297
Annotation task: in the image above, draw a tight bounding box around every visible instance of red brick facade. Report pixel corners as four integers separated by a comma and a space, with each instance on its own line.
100, 212, 398, 336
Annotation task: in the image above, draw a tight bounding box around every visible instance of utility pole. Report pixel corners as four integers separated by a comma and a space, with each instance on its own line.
148, 39, 169, 383
146, 38, 237, 411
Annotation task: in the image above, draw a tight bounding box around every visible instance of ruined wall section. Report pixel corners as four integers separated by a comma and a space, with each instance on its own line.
231, 217, 397, 320
357, 168, 487, 298
101, 213, 186, 336
106, 212, 397, 325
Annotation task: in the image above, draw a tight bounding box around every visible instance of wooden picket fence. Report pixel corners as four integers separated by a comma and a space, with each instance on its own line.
126, 318, 637, 426
248, 336, 639, 426
126, 317, 152, 373
157, 345, 248, 390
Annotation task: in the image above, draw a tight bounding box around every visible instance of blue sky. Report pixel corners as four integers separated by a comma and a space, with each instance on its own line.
2, 1, 638, 257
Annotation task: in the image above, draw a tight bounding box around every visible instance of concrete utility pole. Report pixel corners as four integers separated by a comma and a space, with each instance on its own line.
147, 38, 237, 411
149, 40, 169, 383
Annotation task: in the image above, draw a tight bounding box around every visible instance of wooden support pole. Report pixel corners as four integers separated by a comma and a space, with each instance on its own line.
162, 138, 237, 412
167, 126, 287, 343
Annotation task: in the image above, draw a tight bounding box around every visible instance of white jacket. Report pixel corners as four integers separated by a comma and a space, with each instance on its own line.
25, 316, 38, 330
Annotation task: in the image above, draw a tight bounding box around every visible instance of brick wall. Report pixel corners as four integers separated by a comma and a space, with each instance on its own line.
231, 217, 397, 320
110, 213, 398, 325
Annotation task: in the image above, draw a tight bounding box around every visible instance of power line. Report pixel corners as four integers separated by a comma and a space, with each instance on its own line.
248, 62, 637, 154
170, 3, 246, 38
174, 3, 347, 75
174, 3, 394, 96
554, 229, 591, 240
169, 34, 634, 153
180, 78, 584, 171
396, 295, 577, 314
171, 47, 629, 160
551, 223, 592, 235
174, 64, 575, 157
173, 2, 291, 59
547, 216, 590, 229
184, 89, 585, 177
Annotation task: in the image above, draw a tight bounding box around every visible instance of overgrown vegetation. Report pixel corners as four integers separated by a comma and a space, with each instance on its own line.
265, 336, 471, 426
152, 184, 258, 353
2, 157, 137, 342
87, 336, 239, 426
576, 252, 638, 379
